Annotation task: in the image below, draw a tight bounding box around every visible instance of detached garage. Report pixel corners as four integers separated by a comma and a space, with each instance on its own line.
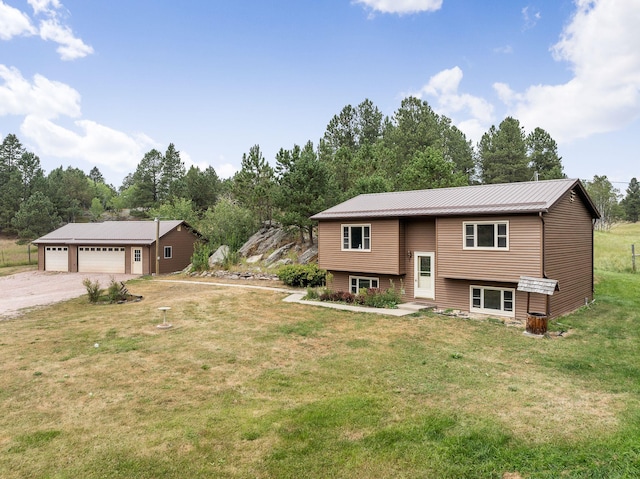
33, 220, 200, 275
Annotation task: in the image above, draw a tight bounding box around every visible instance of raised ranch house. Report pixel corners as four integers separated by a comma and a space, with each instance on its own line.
33, 220, 199, 275
311, 179, 600, 320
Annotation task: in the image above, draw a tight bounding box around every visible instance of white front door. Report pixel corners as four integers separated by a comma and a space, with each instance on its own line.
414, 252, 434, 299
132, 247, 143, 275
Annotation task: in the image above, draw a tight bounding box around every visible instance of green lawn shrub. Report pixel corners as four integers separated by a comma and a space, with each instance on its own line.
277, 264, 326, 287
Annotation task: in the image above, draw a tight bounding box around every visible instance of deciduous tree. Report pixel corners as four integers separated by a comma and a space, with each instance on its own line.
584, 175, 622, 230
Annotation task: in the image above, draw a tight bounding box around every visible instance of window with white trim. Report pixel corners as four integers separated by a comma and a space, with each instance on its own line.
463, 221, 508, 249
342, 224, 371, 251
470, 286, 514, 317
350, 276, 379, 294
164, 246, 172, 259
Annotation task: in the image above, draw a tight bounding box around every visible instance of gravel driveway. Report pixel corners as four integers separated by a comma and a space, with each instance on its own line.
0, 271, 138, 319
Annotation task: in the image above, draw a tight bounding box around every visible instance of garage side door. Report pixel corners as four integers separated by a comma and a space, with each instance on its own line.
45, 246, 69, 272
78, 247, 126, 273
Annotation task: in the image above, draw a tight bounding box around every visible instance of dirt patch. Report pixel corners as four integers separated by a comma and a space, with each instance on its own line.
0, 271, 138, 319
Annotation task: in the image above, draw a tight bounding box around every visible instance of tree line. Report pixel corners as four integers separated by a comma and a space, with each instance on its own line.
1, 97, 638, 250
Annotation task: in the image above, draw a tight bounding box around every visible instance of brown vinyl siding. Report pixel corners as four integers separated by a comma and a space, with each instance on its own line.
153, 225, 198, 274
544, 189, 594, 316
404, 218, 436, 299
434, 278, 546, 320
436, 215, 542, 282
328, 271, 403, 296
318, 219, 402, 275
37, 245, 45, 271
35, 222, 197, 275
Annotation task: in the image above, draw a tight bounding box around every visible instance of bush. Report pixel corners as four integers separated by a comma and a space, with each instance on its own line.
82, 278, 102, 303
222, 249, 241, 269
190, 242, 212, 272
277, 264, 326, 287
106, 279, 127, 302
358, 287, 402, 308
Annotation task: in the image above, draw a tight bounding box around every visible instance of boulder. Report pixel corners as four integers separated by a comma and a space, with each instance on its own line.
265, 242, 295, 265
209, 245, 230, 267
239, 223, 295, 257
299, 244, 318, 264
246, 254, 263, 264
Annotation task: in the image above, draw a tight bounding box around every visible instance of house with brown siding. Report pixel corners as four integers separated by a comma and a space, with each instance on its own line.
311, 179, 600, 320
33, 220, 200, 275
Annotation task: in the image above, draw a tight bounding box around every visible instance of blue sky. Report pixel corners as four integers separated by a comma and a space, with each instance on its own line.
1, 0, 638, 190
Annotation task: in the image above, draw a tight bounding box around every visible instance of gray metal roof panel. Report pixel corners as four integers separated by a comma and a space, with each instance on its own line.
312, 179, 597, 220
33, 220, 184, 244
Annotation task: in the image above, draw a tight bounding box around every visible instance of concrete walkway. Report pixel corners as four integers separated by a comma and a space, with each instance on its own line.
157, 279, 431, 317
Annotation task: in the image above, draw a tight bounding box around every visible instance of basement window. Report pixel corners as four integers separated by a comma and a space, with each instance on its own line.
470, 286, 514, 317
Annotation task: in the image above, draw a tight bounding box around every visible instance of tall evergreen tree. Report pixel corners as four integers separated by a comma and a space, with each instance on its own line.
183, 165, 221, 211
132, 149, 163, 207
526, 127, 565, 180
46, 166, 92, 222
160, 143, 186, 200
275, 141, 335, 244
88, 166, 105, 183
0, 134, 26, 171
398, 146, 468, 191
622, 178, 640, 223
232, 145, 275, 224
478, 117, 530, 184
11, 191, 61, 239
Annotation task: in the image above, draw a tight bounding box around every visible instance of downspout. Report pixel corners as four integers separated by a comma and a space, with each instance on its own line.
539, 212, 546, 278
592, 218, 596, 296
539, 212, 549, 317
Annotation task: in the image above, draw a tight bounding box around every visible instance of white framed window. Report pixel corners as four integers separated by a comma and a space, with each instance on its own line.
463, 221, 509, 250
470, 286, 515, 317
350, 276, 379, 294
164, 246, 172, 259
342, 224, 371, 251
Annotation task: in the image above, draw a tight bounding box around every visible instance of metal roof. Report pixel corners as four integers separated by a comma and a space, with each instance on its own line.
311, 178, 600, 220
33, 220, 186, 245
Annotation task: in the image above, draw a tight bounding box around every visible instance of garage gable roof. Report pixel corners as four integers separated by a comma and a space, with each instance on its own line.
311, 178, 600, 220
33, 220, 187, 245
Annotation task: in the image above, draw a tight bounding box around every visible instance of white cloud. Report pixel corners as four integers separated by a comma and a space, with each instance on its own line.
27, 0, 61, 15
0, 65, 81, 119
354, 0, 442, 15
411, 66, 495, 142
498, 0, 640, 143
494, 45, 513, 54
0, 1, 36, 39
0, 0, 93, 60
39, 18, 94, 60
215, 162, 238, 179
21, 115, 156, 173
522, 6, 541, 30
180, 150, 210, 173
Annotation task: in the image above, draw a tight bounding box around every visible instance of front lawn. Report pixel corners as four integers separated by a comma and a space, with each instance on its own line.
0, 224, 639, 478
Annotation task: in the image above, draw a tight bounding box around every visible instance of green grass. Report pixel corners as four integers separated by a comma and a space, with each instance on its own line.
0, 224, 639, 478
595, 222, 640, 272
0, 237, 36, 268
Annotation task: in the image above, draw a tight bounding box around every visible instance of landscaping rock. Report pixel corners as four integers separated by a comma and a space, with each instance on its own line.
209, 245, 230, 266
299, 244, 318, 264
239, 223, 295, 257
246, 254, 263, 264
265, 242, 295, 265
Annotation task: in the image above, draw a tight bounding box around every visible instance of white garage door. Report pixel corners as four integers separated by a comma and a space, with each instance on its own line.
45, 246, 69, 272
78, 246, 126, 273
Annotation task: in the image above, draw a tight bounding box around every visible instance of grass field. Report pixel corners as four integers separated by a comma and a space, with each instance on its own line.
0, 237, 36, 268
0, 225, 639, 478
